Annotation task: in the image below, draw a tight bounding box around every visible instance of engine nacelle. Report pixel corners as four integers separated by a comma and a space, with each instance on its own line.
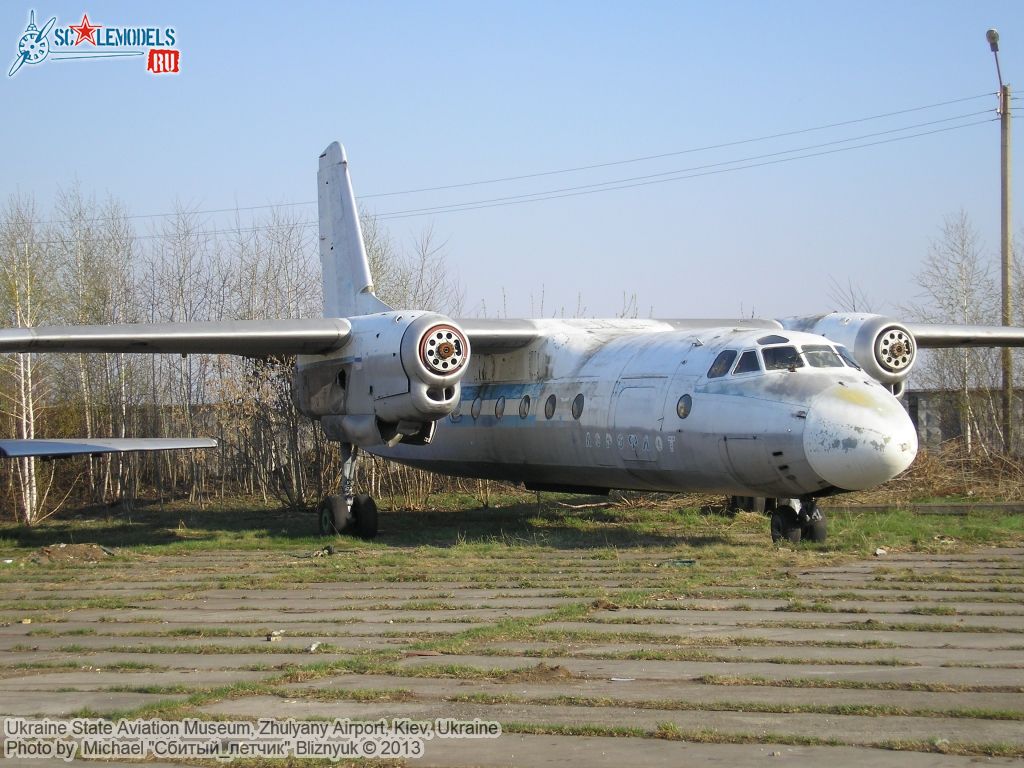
293, 311, 470, 446
780, 312, 916, 388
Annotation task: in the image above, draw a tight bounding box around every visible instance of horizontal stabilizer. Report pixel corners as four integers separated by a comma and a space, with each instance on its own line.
906, 324, 1024, 348
0, 318, 351, 356
0, 437, 217, 458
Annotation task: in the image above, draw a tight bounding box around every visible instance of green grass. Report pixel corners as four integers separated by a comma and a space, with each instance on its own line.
699, 674, 1024, 693
503, 721, 1024, 758
3, 493, 1021, 561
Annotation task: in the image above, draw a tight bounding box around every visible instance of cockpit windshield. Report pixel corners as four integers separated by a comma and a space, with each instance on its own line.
802, 344, 844, 368
733, 350, 761, 374
835, 346, 861, 370
710, 343, 858, 378
707, 350, 738, 378
762, 346, 804, 371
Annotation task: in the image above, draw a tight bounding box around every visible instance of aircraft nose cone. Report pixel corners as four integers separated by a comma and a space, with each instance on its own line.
803, 382, 918, 491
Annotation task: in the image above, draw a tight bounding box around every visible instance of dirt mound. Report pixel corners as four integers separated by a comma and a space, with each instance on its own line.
30, 543, 116, 564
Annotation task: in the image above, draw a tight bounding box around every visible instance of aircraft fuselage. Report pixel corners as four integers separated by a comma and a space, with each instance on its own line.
370, 318, 918, 498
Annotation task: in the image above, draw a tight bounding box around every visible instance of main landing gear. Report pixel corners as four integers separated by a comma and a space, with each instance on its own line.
729, 496, 827, 544
317, 444, 379, 539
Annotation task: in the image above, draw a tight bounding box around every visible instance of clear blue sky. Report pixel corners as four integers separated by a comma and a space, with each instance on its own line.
3, 1, 1023, 320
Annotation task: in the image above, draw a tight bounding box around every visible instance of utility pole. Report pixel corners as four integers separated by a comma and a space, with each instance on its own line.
987, 28, 1014, 454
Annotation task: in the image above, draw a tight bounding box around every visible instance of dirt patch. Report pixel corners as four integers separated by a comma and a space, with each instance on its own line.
497, 663, 580, 683
29, 543, 116, 564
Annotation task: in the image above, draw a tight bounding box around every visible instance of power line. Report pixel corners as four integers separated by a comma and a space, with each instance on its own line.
374, 114, 993, 217
23, 92, 995, 228
377, 118, 995, 220
14, 113, 992, 244
362, 93, 995, 198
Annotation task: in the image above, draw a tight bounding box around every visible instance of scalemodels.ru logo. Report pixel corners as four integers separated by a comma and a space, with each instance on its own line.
8, 9, 179, 77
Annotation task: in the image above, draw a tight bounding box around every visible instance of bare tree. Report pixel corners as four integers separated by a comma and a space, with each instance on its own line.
0, 194, 467, 516
362, 215, 464, 314
0, 195, 59, 524
52, 186, 141, 503
827, 276, 874, 313
140, 206, 218, 502
906, 210, 1001, 453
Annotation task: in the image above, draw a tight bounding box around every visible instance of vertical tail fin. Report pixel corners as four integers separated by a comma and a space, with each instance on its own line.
317, 142, 391, 317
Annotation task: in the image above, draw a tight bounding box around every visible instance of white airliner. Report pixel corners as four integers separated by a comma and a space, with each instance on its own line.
2, 143, 1023, 543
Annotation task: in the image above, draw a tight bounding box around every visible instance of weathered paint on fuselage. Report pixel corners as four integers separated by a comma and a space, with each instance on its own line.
373, 319, 918, 498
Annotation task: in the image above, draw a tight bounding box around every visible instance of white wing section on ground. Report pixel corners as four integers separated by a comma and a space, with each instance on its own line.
0, 438, 217, 458
906, 324, 1024, 349
0, 318, 352, 356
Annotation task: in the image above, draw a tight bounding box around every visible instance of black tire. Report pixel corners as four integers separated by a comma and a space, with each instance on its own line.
770, 507, 802, 543
315, 499, 335, 536
351, 494, 379, 540
317, 496, 348, 536
803, 516, 827, 543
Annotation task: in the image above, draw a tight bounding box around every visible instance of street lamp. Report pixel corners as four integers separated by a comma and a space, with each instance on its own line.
986, 28, 1013, 454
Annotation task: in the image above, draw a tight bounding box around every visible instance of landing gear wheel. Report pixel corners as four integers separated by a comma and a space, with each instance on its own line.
802, 507, 827, 544
351, 494, 378, 539
319, 444, 379, 539
770, 506, 802, 543
317, 495, 349, 536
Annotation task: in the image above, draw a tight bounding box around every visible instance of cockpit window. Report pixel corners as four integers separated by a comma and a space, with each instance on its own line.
733, 350, 761, 374
707, 350, 738, 378
802, 344, 844, 368
762, 346, 804, 371
835, 346, 862, 370
757, 334, 790, 345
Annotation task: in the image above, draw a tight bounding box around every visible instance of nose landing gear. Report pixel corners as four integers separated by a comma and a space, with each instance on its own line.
316, 444, 379, 540
770, 497, 827, 544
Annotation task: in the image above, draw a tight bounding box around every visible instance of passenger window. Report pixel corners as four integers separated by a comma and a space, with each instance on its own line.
707, 350, 738, 378
733, 350, 761, 374
803, 344, 843, 368
836, 346, 862, 370
571, 393, 585, 419
519, 395, 531, 419
544, 394, 556, 419
762, 346, 804, 371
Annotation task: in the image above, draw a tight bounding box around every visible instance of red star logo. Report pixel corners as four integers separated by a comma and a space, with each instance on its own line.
68, 13, 102, 46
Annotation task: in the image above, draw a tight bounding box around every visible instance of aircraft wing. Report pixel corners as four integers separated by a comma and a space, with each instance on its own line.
460, 319, 541, 353
0, 437, 217, 458
459, 317, 780, 354
906, 324, 1024, 349
0, 318, 352, 356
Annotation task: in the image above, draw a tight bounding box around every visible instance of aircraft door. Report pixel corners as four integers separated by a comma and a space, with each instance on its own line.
612, 379, 666, 462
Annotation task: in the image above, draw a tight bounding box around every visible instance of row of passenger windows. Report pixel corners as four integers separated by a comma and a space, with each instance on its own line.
459, 392, 586, 422
707, 344, 860, 378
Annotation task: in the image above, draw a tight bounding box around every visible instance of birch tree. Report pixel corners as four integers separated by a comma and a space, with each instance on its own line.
0, 195, 59, 524
52, 186, 141, 503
